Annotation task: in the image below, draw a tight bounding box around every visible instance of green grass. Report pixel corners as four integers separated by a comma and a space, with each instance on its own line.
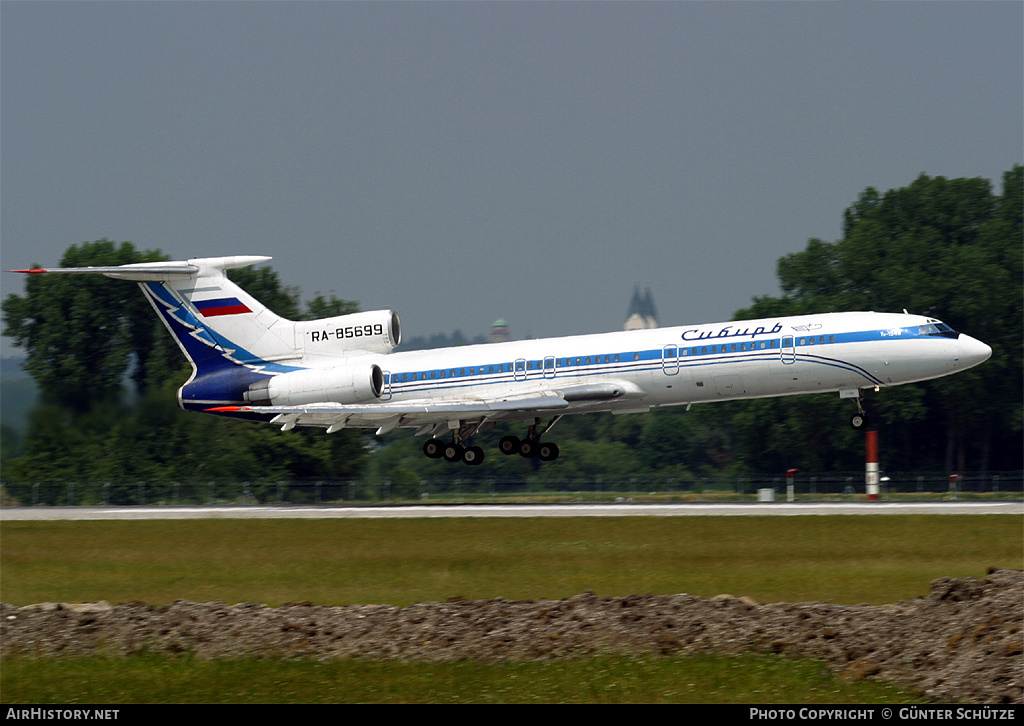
2, 515, 1020, 703
0, 653, 924, 704
2, 516, 1020, 606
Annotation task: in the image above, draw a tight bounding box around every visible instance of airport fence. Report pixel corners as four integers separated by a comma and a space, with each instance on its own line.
1, 471, 1021, 507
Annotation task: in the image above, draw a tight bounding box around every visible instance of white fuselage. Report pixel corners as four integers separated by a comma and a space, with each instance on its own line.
342, 311, 989, 421
15, 257, 992, 453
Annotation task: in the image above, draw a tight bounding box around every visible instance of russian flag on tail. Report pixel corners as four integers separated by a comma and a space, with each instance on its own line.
194, 297, 252, 317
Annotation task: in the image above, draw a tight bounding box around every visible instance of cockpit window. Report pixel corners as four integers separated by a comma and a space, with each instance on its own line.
919, 321, 958, 338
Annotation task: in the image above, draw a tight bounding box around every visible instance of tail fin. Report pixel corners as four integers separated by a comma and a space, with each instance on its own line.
12, 256, 303, 408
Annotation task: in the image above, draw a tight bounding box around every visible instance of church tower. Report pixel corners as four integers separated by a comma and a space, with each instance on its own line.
624, 284, 658, 330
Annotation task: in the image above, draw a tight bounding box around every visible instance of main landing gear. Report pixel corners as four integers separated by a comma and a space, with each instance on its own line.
498, 435, 560, 461
498, 417, 562, 462
422, 437, 485, 466
421, 416, 564, 465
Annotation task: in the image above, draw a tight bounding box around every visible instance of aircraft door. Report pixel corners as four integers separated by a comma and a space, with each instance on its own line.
543, 356, 556, 379
662, 345, 679, 375
515, 358, 527, 381
781, 336, 796, 364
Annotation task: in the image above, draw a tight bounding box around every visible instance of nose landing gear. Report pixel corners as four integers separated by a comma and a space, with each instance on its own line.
845, 390, 871, 430
850, 412, 870, 430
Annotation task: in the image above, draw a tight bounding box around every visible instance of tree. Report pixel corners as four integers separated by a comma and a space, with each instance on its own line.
727, 166, 1022, 473
2, 240, 175, 412
2, 241, 370, 493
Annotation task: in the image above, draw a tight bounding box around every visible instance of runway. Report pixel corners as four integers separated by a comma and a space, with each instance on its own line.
2, 501, 1020, 520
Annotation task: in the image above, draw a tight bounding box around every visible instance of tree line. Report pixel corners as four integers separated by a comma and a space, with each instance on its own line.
2, 167, 1020, 498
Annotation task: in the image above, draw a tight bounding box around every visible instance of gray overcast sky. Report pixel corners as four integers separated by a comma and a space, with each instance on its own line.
2, 1, 1021, 357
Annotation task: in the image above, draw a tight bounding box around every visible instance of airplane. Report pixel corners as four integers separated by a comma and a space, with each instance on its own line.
12, 255, 992, 466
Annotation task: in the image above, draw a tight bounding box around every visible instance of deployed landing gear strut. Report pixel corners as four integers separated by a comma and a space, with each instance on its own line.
422, 424, 485, 466
848, 392, 871, 431
423, 416, 564, 465
498, 416, 562, 462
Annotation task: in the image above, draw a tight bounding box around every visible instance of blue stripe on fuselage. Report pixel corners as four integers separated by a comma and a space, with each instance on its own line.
380, 326, 929, 396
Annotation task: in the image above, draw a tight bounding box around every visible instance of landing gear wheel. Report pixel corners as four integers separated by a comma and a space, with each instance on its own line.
850, 413, 870, 430
423, 438, 445, 459
443, 443, 465, 462
463, 446, 485, 466
538, 442, 560, 462
498, 435, 520, 456
518, 439, 539, 458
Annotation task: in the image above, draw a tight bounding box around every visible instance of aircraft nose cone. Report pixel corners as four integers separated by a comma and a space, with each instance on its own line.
957, 334, 992, 369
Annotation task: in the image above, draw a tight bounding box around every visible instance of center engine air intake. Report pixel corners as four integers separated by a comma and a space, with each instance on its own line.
245, 364, 384, 406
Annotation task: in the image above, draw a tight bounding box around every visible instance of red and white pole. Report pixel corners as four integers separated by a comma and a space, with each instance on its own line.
865, 430, 879, 501
786, 468, 799, 502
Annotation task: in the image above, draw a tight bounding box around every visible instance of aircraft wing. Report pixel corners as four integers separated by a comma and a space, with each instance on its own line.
210, 392, 570, 417
205, 381, 644, 432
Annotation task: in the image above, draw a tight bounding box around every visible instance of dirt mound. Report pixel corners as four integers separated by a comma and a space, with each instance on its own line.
3, 569, 1021, 703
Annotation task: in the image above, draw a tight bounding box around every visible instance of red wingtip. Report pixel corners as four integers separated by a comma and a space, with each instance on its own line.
205, 406, 247, 412
10, 269, 48, 274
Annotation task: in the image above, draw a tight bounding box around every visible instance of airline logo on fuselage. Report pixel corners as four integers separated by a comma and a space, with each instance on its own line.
681, 322, 783, 342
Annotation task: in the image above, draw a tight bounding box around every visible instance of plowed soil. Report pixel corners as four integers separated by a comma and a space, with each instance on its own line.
3, 569, 1021, 703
